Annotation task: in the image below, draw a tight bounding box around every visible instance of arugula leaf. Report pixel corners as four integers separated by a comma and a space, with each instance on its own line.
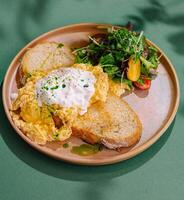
136, 78, 144, 85
122, 79, 133, 89
100, 53, 115, 65
75, 49, 90, 64
103, 65, 120, 76
147, 46, 158, 68
112, 76, 133, 89
140, 56, 155, 69
113, 51, 125, 62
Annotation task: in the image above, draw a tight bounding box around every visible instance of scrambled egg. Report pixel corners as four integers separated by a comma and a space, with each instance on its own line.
11, 64, 111, 144
73, 64, 130, 97
108, 79, 130, 97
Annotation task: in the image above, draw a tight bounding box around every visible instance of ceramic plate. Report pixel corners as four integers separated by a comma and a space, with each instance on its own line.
2, 23, 180, 165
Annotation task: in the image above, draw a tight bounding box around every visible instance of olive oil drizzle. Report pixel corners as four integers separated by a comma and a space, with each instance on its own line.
71, 144, 103, 156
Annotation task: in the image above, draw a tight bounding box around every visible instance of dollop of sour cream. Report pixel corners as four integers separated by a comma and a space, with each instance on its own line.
35, 68, 96, 115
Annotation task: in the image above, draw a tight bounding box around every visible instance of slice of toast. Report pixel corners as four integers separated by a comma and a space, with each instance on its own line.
72, 94, 142, 149
21, 42, 75, 73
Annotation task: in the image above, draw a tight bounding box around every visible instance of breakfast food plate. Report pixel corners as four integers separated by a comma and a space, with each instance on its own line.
3, 23, 180, 165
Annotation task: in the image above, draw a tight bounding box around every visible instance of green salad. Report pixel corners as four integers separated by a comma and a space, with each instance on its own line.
74, 26, 160, 90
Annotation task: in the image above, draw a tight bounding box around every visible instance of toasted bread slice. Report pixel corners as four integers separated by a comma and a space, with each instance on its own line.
21, 42, 75, 73
72, 94, 142, 149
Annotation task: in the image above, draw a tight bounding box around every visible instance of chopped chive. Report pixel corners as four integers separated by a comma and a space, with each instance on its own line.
57, 43, 64, 48
83, 84, 89, 88
63, 143, 69, 148
43, 86, 49, 90
51, 85, 59, 90
53, 132, 59, 140
26, 73, 32, 79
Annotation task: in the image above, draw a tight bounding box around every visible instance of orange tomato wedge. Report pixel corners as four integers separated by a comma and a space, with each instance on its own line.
127, 56, 141, 81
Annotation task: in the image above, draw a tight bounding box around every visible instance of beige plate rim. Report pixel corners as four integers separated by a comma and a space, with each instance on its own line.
2, 23, 180, 165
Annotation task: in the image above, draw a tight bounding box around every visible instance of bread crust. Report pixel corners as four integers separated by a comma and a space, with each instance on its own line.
72, 127, 101, 144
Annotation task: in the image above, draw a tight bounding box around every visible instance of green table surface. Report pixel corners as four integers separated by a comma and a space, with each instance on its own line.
0, 0, 184, 199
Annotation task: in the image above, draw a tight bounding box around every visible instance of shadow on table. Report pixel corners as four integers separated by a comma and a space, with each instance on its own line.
120, 0, 184, 55
15, 0, 50, 43
0, 83, 175, 182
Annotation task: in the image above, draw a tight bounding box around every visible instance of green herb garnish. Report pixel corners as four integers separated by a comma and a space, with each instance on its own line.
83, 84, 89, 88
57, 43, 64, 48
53, 132, 59, 140
26, 73, 32, 79
63, 143, 69, 148
136, 78, 144, 85
62, 84, 66, 88
42, 86, 49, 90
47, 106, 55, 113
51, 85, 59, 90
